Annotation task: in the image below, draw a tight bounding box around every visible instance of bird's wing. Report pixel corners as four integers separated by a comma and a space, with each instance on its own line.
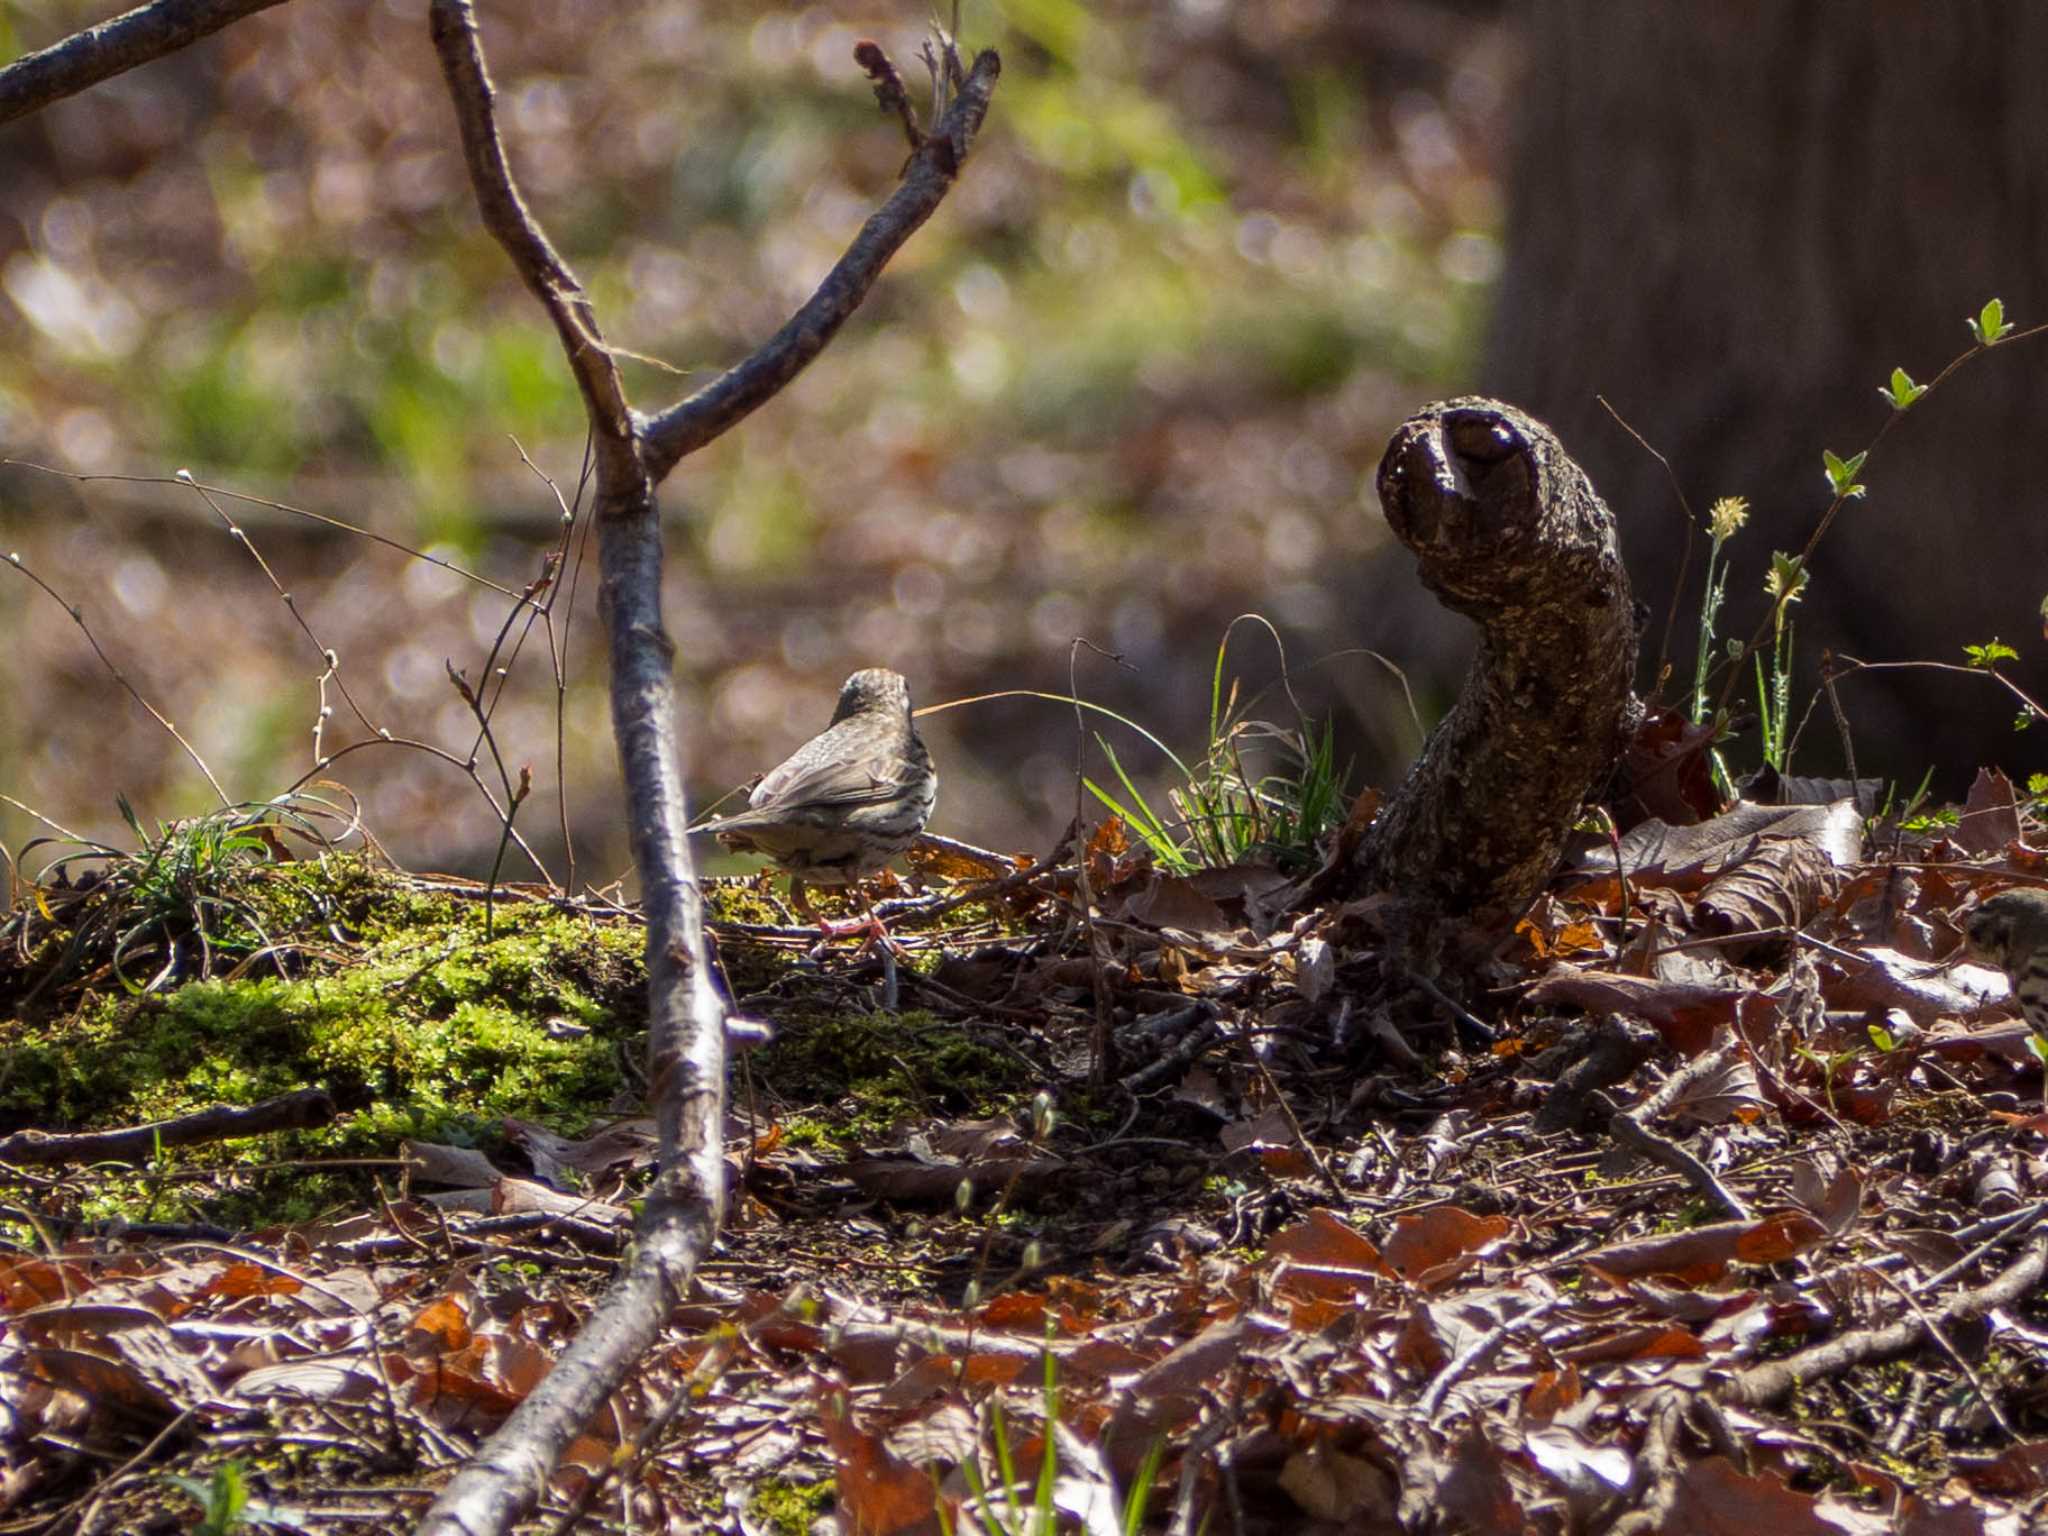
748, 743, 922, 815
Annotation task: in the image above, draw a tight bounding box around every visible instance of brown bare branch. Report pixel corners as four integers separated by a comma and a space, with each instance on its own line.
640, 46, 1002, 480
413, 5, 995, 1530
0, 1088, 334, 1166
427, 0, 634, 472
0, 0, 285, 127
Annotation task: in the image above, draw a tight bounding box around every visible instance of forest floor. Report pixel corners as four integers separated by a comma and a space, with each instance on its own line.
3, 780, 2048, 1536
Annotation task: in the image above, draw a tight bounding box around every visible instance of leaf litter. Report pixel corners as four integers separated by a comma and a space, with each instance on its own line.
5, 777, 2048, 1531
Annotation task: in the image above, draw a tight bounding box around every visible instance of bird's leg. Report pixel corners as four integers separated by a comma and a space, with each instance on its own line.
788, 877, 820, 923
812, 882, 905, 955
792, 876, 883, 953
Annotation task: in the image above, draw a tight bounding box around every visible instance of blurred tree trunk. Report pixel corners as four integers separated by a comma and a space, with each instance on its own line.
1485, 1, 2048, 791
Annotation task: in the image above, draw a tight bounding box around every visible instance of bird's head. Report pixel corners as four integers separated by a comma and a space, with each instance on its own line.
831, 667, 912, 723
1964, 888, 2048, 971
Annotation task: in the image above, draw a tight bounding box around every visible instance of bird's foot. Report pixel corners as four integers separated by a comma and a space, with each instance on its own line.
814, 909, 904, 955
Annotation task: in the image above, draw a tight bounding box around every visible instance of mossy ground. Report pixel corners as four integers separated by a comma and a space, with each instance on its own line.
0, 848, 1050, 1232
1, 854, 653, 1228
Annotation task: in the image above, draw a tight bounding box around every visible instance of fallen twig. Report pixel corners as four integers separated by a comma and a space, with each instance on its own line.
0, 1088, 335, 1167
1727, 1231, 2048, 1408
1603, 1025, 1751, 1219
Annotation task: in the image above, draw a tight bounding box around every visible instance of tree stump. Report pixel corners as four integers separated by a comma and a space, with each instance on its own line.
1353, 398, 1640, 931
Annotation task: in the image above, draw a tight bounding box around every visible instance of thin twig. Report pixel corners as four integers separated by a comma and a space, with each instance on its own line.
2, 552, 230, 806
410, 4, 998, 1529
1595, 394, 1696, 700
640, 47, 1002, 475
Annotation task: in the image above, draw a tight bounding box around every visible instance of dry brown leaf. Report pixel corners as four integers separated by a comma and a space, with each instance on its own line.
1381, 1207, 1512, 1289
1664, 1455, 1889, 1534
1787, 1157, 1864, 1238
1957, 768, 2025, 857
410, 1296, 471, 1351
1616, 705, 1722, 826
1522, 1363, 1583, 1420
1278, 1443, 1397, 1523
1664, 1048, 1768, 1125
1733, 1210, 1832, 1264
231, 1356, 384, 1405
503, 1116, 657, 1182
1130, 1315, 1275, 1401
1696, 834, 1843, 937
906, 839, 1027, 881
0, 1259, 89, 1311
1435, 1428, 1529, 1536
425, 1332, 551, 1415
203, 1262, 302, 1301
977, 1293, 1046, 1331
821, 1390, 948, 1536
1110, 871, 1235, 940
878, 1353, 1027, 1407
884, 1399, 980, 1467
1526, 966, 1756, 1054
1519, 906, 1610, 961
1951, 1440, 2048, 1496
491, 1176, 631, 1226
26, 1343, 187, 1420
1577, 798, 1863, 883
1266, 1209, 1393, 1283
1557, 1323, 1704, 1364
1580, 1211, 1828, 1279
402, 1139, 501, 1189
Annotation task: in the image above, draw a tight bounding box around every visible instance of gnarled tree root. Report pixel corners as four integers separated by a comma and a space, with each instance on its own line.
1351, 398, 1641, 933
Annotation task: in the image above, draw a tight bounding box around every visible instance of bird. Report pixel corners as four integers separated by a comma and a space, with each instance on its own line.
693, 667, 936, 938
1963, 888, 2048, 1032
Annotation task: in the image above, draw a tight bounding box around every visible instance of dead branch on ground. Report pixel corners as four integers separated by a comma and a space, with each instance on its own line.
0, 1089, 335, 1166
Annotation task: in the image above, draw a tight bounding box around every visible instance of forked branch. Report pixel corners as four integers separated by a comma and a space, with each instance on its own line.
413, 6, 999, 1533
640, 47, 1002, 478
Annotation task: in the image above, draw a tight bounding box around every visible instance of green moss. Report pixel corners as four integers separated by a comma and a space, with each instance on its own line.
747, 1478, 834, 1536
0, 859, 650, 1229
3, 840, 1038, 1228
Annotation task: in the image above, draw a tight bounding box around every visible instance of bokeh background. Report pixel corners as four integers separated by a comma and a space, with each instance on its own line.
0, 0, 1508, 882
7, 0, 2045, 887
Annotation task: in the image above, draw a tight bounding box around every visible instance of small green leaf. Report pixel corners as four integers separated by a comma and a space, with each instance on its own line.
2027, 1034, 2048, 1070
2017, 711, 2034, 733
1965, 638, 2019, 668
1879, 365, 1926, 410
1902, 806, 1961, 832
2030, 773, 2048, 796
1822, 448, 1868, 499
1764, 550, 1810, 603
1867, 1023, 1895, 1053
169, 1463, 251, 1536
1970, 296, 2015, 345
